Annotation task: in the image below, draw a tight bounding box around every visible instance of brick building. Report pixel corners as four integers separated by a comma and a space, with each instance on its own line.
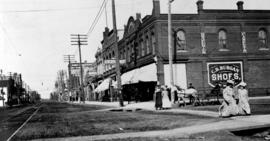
94, 0, 270, 101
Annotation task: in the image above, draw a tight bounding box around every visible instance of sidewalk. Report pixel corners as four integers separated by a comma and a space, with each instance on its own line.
84, 101, 218, 117
83, 96, 270, 117
33, 114, 270, 141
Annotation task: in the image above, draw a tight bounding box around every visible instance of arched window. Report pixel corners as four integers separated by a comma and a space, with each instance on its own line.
218, 29, 227, 49
258, 29, 268, 49
176, 30, 186, 51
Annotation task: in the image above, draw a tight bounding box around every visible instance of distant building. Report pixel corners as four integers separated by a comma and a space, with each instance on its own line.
94, 0, 270, 101
0, 73, 26, 106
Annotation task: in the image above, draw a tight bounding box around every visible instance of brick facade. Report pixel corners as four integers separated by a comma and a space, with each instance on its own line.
95, 0, 270, 100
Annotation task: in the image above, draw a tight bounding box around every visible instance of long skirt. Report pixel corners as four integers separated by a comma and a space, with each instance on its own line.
238, 99, 251, 115
162, 92, 171, 108
219, 100, 239, 117
155, 92, 162, 109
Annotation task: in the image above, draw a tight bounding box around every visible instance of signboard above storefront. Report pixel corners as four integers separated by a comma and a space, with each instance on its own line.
207, 61, 243, 87
104, 59, 126, 64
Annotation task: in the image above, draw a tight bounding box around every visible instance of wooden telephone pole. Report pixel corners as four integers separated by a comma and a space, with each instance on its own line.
71, 34, 87, 103
168, 0, 174, 87
112, 0, 124, 107
64, 55, 75, 101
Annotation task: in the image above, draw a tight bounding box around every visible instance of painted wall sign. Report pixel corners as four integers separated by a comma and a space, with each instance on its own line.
207, 61, 243, 87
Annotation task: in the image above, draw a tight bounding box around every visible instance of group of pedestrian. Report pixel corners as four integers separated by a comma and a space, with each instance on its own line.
219, 80, 251, 117
154, 85, 172, 110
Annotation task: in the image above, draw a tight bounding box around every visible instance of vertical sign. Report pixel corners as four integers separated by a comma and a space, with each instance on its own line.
241, 32, 247, 53
201, 32, 206, 54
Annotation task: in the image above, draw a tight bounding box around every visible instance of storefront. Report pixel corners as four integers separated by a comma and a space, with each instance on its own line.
121, 63, 157, 101
163, 63, 187, 89
94, 78, 112, 101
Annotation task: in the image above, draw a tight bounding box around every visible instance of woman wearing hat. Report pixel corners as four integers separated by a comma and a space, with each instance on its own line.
219, 80, 239, 117
238, 82, 251, 115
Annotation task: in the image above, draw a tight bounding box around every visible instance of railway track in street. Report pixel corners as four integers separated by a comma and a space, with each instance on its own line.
0, 103, 42, 141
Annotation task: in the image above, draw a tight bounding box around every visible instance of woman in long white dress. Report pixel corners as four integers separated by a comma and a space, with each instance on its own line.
238, 82, 251, 115
219, 80, 239, 117
161, 85, 172, 109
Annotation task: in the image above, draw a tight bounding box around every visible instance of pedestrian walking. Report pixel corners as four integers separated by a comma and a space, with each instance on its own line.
154, 85, 162, 110
161, 85, 171, 109
237, 82, 251, 115
219, 80, 239, 117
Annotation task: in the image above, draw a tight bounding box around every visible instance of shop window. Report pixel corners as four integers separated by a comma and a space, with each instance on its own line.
258, 29, 268, 49
176, 30, 186, 51
218, 29, 228, 50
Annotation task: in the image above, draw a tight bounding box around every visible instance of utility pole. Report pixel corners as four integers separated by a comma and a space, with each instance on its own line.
64, 54, 75, 101
71, 34, 87, 103
112, 0, 124, 107
168, 0, 174, 87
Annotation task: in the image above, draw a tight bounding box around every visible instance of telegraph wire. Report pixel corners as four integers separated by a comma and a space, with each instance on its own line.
0, 20, 21, 56
0, 6, 108, 13
86, 0, 108, 36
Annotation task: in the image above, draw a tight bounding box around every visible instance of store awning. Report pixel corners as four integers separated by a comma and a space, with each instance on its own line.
136, 63, 157, 82
121, 69, 139, 85
94, 78, 111, 92
121, 63, 157, 85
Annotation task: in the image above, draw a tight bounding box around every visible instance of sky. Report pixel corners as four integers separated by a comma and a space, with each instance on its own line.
0, 0, 269, 99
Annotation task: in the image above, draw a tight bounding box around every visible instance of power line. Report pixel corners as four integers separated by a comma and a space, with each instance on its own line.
86, 0, 108, 36
0, 20, 21, 56
86, 0, 106, 35
0, 6, 108, 13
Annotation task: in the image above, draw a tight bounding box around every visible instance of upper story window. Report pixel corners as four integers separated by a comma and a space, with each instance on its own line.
123, 49, 126, 59
258, 29, 268, 49
218, 29, 227, 50
146, 36, 150, 54
176, 30, 186, 51
119, 51, 122, 59
109, 53, 111, 59
151, 33, 156, 54
112, 51, 115, 58
130, 44, 134, 61
127, 47, 130, 62
140, 39, 145, 57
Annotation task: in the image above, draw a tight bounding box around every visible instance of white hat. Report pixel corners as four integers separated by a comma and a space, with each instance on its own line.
227, 80, 234, 84
239, 82, 247, 87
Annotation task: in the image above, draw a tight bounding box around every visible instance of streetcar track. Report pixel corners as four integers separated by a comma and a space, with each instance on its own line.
6, 103, 42, 141
0, 103, 41, 123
